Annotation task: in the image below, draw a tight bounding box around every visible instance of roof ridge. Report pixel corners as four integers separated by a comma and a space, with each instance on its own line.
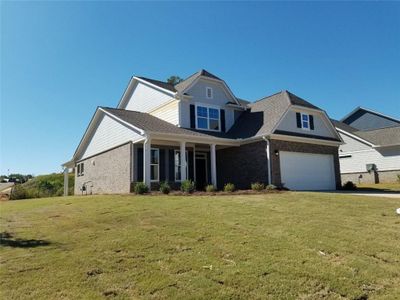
250, 90, 285, 105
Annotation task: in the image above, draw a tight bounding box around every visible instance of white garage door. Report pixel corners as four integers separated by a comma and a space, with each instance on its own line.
280, 151, 335, 190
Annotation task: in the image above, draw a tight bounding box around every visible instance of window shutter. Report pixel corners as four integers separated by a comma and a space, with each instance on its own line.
159, 149, 165, 181
137, 148, 143, 182
220, 109, 226, 132
296, 112, 301, 128
190, 104, 196, 128
309, 115, 314, 130
169, 149, 175, 181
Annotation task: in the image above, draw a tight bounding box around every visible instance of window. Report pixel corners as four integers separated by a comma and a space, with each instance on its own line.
196, 105, 220, 131
77, 162, 84, 177
174, 150, 188, 181
301, 113, 310, 130
206, 87, 213, 99
150, 148, 159, 182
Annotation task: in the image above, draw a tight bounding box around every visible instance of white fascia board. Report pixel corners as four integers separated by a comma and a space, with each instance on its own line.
148, 132, 239, 146
117, 76, 135, 109
134, 77, 177, 97
336, 128, 375, 147
270, 133, 342, 147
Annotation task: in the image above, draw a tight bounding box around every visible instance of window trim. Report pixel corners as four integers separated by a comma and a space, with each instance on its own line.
195, 103, 221, 132
174, 150, 189, 182
77, 162, 84, 177
206, 87, 213, 99
150, 148, 159, 182
300, 113, 310, 131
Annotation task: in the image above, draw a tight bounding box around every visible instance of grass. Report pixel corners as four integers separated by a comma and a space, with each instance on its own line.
1, 193, 400, 299
356, 183, 400, 192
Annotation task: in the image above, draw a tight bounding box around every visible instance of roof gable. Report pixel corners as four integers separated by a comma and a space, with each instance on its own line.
341, 107, 400, 131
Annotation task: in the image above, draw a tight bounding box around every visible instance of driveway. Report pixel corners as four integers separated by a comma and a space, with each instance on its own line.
330, 191, 400, 199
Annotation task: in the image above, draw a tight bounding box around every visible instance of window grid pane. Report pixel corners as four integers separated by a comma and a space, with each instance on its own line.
302, 121, 309, 128
197, 117, 208, 129
209, 108, 219, 119
197, 106, 208, 117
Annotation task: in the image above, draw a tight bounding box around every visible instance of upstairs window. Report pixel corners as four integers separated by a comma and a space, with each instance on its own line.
206, 87, 213, 99
301, 113, 310, 130
150, 148, 159, 182
196, 104, 220, 131
77, 162, 84, 177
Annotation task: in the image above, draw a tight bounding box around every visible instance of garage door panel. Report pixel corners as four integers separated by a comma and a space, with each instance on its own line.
280, 151, 335, 190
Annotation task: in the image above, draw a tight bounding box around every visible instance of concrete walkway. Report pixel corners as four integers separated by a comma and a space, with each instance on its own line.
330, 191, 400, 199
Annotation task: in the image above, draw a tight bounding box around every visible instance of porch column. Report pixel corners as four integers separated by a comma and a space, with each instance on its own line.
143, 138, 151, 189
180, 141, 187, 181
63, 168, 69, 196
210, 143, 217, 187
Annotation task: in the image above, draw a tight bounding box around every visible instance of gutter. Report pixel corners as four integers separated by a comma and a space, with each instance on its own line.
262, 136, 272, 185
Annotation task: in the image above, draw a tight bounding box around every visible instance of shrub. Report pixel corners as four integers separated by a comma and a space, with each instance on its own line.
224, 183, 235, 192
205, 185, 216, 193
134, 182, 149, 194
159, 182, 171, 194
266, 184, 277, 190
180, 180, 195, 194
251, 182, 265, 191
397, 174, 400, 183
342, 181, 357, 190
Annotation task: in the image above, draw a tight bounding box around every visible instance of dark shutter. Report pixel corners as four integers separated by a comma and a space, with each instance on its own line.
190, 104, 196, 128
159, 149, 165, 181
168, 149, 175, 182
296, 112, 301, 128
137, 148, 143, 182
188, 151, 194, 181
220, 109, 226, 132
309, 115, 314, 130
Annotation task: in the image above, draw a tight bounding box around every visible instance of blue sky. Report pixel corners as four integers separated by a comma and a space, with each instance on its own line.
1, 1, 399, 175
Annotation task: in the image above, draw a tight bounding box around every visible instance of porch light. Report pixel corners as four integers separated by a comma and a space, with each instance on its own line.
274, 150, 279, 156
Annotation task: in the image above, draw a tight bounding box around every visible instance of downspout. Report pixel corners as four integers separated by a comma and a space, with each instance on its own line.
262, 136, 272, 185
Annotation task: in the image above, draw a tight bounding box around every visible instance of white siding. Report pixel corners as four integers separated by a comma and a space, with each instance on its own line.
276, 108, 337, 139
81, 114, 143, 160
180, 78, 238, 131
338, 132, 400, 173
150, 100, 180, 125
123, 82, 175, 112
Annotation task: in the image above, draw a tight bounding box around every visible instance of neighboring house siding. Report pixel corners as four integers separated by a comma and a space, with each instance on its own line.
339, 132, 371, 152
269, 139, 341, 189
276, 108, 337, 139
81, 114, 143, 160
123, 82, 175, 112
75, 143, 132, 195
216, 141, 269, 190
343, 110, 400, 130
150, 100, 180, 125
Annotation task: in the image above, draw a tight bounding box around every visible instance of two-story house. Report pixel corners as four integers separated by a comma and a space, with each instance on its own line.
62, 69, 342, 194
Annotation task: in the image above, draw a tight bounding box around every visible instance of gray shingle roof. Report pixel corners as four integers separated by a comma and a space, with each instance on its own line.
174, 69, 222, 92
356, 126, 400, 146
137, 77, 176, 92
333, 119, 400, 146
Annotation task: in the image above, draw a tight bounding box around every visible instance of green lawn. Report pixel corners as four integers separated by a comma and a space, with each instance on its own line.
357, 183, 400, 192
1, 193, 399, 299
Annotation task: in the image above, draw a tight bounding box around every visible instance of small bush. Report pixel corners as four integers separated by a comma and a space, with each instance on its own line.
134, 182, 149, 194
342, 181, 357, 190
159, 182, 171, 194
266, 184, 277, 190
224, 183, 235, 192
205, 185, 216, 193
181, 180, 195, 194
251, 182, 265, 191
397, 174, 400, 183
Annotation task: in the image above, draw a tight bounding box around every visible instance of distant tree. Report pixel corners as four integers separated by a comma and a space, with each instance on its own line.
166, 75, 183, 85
8, 174, 34, 183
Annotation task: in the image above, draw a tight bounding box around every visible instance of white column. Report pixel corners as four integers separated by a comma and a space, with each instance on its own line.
180, 141, 187, 181
143, 138, 151, 189
63, 168, 69, 196
193, 144, 196, 183
210, 143, 217, 187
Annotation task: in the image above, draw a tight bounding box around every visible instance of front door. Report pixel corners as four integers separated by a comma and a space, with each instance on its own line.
195, 153, 208, 190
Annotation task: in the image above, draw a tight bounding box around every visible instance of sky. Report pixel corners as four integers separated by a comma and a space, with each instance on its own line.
1, 1, 399, 176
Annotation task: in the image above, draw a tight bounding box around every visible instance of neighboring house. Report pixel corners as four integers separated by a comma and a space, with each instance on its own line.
333, 107, 400, 184
63, 69, 342, 194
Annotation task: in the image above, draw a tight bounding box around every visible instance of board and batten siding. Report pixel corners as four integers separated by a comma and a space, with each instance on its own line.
122, 81, 175, 113
180, 78, 238, 131
276, 108, 337, 138
80, 114, 143, 160
150, 100, 180, 125
338, 132, 400, 173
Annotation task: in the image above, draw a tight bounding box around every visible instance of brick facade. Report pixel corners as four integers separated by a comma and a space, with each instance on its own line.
74, 143, 132, 195
216, 141, 269, 189
341, 170, 400, 184
269, 139, 341, 189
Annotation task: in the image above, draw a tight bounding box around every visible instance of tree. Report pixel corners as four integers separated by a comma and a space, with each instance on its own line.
166, 75, 183, 85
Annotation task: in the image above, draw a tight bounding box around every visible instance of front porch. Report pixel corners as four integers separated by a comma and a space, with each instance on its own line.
133, 138, 221, 191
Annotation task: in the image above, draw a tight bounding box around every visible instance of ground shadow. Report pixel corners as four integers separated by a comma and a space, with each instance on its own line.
0, 232, 51, 248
